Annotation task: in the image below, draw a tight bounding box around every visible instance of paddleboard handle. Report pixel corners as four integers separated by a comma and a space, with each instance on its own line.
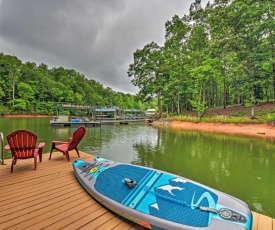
198, 206, 218, 213
198, 206, 247, 223
124, 178, 137, 188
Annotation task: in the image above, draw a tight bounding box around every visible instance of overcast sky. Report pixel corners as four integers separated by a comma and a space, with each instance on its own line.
0, 0, 209, 94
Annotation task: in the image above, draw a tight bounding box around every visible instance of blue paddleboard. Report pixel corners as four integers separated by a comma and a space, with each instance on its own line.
73, 158, 252, 230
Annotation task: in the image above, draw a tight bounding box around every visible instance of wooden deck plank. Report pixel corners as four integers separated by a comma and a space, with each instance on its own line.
1, 191, 88, 228
62, 207, 109, 229
1, 187, 82, 219
112, 217, 137, 230
0, 178, 78, 206
22, 197, 95, 230
42, 203, 102, 230
252, 212, 260, 230
257, 213, 273, 230
79, 211, 118, 229
0, 151, 274, 230
91, 215, 124, 230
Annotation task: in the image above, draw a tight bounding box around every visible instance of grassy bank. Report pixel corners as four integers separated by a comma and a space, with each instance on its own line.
168, 102, 275, 125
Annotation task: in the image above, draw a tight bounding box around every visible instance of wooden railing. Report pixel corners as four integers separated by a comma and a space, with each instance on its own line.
0, 132, 4, 165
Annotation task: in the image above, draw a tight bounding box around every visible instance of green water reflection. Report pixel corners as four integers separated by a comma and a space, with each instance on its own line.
0, 118, 275, 218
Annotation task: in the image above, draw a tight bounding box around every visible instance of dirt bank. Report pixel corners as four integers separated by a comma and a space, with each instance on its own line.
171, 121, 275, 140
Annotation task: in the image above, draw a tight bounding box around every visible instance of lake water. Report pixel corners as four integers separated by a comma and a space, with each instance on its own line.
1, 117, 275, 218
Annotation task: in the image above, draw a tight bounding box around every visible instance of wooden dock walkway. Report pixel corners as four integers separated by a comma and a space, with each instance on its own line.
0, 151, 274, 230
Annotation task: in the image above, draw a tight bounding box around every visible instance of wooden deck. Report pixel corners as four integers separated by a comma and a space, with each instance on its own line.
0, 151, 274, 230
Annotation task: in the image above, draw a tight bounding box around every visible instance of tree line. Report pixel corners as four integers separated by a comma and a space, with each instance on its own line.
128, 0, 275, 118
1, 0, 274, 118
0, 53, 156, 116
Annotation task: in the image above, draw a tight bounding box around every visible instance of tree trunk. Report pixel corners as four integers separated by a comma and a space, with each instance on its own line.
223, 70, 226, 109
273, 61, 275, 99
12, 80, 15, 106
157, 91, 162, 117
251, 106, 255, 119
177, 93, 180, 114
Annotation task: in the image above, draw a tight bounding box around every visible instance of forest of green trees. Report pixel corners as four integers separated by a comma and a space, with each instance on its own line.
0, 0, 274, 117
128, 0, 275, 118
0, 53, 155, 116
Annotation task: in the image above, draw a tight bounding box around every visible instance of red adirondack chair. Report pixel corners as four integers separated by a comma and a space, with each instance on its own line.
6, 130, 45, 173
49, 126, 86, 162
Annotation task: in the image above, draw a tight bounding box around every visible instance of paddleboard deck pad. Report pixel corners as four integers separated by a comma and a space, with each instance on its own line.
73, 158, 252, 230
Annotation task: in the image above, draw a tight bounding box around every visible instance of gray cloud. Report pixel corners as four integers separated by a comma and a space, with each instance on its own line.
0, 0, 209, 94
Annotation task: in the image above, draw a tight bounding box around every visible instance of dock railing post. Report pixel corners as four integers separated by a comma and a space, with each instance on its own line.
0, 132, 4, 165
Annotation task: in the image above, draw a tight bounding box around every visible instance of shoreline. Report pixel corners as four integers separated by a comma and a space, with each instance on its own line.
2, 115, 275, 140
170, 121, 275, 140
